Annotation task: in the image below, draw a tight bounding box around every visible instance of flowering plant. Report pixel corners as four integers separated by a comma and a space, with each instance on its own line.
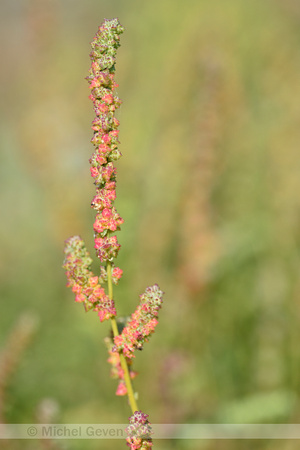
63, 18, 163, 449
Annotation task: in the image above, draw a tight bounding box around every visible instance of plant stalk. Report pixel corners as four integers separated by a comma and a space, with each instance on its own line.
107, 260, 139, 414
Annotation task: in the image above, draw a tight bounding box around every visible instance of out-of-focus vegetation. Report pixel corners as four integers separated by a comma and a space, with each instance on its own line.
1, 0, 300, 448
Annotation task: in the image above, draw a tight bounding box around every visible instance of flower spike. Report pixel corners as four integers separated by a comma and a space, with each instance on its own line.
63, 19, 164, 447
113, 285, 164, 359
63, 236, 116, 320
87, 18, 124, 262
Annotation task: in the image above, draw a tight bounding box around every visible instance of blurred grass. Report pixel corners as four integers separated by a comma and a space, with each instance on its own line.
1, 0, 300, 449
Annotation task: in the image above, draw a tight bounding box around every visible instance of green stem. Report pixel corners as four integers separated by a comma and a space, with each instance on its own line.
107, 260, 139, 414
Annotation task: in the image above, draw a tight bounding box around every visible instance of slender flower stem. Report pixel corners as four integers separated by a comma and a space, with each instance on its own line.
110, 315, 119, 339
107, 260, 139, 414
119, 352, 139, 414
106, 261, 115, 312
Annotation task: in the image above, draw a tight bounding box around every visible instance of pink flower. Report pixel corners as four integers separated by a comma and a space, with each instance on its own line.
114, 335, 123, 346
110, 129, 119, 137
88, 294, 98, 303
112, 267, 123, 278
113, 118, 120, 127
105, 181, 116, 190
98, 103, 109, 113
116, 382, 127, 396
102, 133, 111, 144
93, 222, 105, 234
98, 309, 114, 322
75, 293, 85, 303
94, 235, 121, 261
102, 93, 114, 104
98, 72, 110, 85
102, 163, 115, 182
96, 154, 107, 165
89, 276, 98, 287
91, 189, 116, 210
94, 237, 104, 249
91, 133, 102, 145
90, 167, 99, 178
83, 286, 93, 296
72, 283, 81, 294
102, 208, 112, 219
91, 61, 100, 72
112, 267, 123, 284
98, 144, 110, 153
94, 285, 105, 298
90, 77, 100, 89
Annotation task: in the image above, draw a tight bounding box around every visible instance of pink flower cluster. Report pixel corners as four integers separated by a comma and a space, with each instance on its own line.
105, 335, 138, 397
63, 236, 116, 321
113, 285, 164, 359
99, 265, 123, 285
125, 411, 153, 449
93, 207, 123, 235
94, 235, 121, 262
86, 18, 124, 263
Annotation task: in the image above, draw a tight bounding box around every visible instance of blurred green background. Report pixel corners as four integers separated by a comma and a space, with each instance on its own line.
1, 0, 300, 449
